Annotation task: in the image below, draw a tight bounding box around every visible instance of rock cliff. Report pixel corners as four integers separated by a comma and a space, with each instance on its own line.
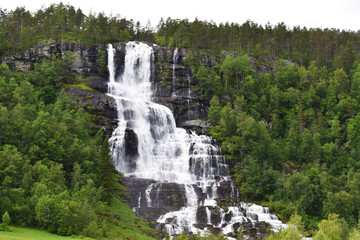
2, 40, 216, 135
2, 40, 107, 78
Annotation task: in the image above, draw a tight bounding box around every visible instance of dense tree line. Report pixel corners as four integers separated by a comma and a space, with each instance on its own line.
0, 55, 107, 236
1, 3, 359, 75
0, 3, 154, 56
156, 18, 360, 74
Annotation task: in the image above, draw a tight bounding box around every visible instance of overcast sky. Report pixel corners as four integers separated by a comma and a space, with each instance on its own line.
1, 0, 359, 31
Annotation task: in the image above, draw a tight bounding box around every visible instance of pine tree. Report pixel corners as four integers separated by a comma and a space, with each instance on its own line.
99, 135, 115, 204
2, 211, 10, 230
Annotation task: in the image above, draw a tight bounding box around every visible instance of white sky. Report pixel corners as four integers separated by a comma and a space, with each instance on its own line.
1, 0, 360, 31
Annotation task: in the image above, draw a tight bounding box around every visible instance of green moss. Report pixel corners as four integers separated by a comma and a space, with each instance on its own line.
86, 94, 94, 99
160, 80, 172, 86
67, 83, 94, 91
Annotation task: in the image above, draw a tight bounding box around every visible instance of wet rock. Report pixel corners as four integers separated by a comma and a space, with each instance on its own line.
149, 182, 187, 208
193, 223, 209, 230
123, 177, 156, 207
246, 212, 259, 221
242, 221, 270, 239
225, 211, 233, 222
209, 207, 221, 226
136, 207, 179, 222
217, 181, 233, 199
124, 128, 139, 172
123, 177, 188, 222
233, 222, 241, 233
181, 120, 211, 135
112, 42, 126, 80
151, 83, 172, 97
196, 206, 208, 224
211, 227, 222, 235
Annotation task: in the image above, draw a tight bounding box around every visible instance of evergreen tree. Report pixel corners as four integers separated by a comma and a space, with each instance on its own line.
2, 211, 10, 226
99, 135, 115, 203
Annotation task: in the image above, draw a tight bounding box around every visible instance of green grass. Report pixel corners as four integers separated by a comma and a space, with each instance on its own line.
0, 226, 92, 240
66, 83, 94, 91
64, 76, 97, 92
105, 196, 158, 240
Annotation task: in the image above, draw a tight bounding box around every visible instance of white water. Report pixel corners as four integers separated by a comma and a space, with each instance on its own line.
108, 42, 196, 183
172, 47, 179, 96
108, 42, 287, 238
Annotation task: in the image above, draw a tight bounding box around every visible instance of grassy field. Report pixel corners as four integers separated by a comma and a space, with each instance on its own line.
0, 226, 92, 240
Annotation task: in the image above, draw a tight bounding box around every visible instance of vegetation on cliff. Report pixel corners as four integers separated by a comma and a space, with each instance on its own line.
1, 2, 360, 240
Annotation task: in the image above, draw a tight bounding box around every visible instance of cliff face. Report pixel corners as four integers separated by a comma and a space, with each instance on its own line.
151, 45, 215, 133
2, 41, 215, 135
2, 40, 107, 78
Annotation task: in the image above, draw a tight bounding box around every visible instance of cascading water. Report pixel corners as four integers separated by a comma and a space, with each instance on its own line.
172, 47, 179, 96
108, 42, 287, 239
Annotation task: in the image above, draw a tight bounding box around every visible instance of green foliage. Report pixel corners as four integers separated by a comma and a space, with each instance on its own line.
313, 214, 348, 240
0, 56, 156, 239
265, 213, 305, 240
99, 135, 116, 203
97, 50, 107, 73
2, 211, 10, 226
207, 51, 360, 234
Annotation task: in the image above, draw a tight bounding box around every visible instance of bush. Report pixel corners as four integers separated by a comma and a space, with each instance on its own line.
2, 211, 10, 226
0, 211, 10, 231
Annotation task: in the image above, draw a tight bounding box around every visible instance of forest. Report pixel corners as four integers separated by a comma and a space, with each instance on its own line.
1, 2, 360, 240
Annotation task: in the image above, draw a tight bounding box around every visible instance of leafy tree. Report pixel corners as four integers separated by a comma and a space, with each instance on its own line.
313, 214, 347, 240
265, 213, 305, 240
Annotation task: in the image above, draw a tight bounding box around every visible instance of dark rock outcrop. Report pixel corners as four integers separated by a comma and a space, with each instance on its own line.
66, 86, 116, 133
2, 40, 107, 79
241, 221, 270, 239
123, 177, 190, 221
124, 128, 139, 172
87, 76, 109, 93
149, 45, 216, 129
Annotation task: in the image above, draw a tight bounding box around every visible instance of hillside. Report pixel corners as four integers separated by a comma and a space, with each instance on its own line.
1, 3, 360, 240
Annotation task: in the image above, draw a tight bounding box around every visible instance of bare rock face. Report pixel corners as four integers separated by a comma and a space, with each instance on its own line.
87, 76, 109, 92
123, 177, 189, 222
2, 40, 107, 79
149, 45, 216, 130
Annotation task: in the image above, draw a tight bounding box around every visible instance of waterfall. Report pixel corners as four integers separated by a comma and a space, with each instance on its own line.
107, 42, 287, 238
172, 47, 179, 96
187, 71, 191, 121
